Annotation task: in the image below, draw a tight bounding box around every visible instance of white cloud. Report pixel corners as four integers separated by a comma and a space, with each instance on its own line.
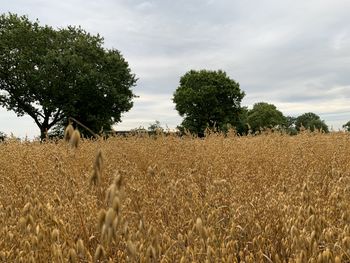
135, 1, 155, 11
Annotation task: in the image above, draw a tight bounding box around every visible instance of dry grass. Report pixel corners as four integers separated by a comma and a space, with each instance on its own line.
1, 131, 350, 262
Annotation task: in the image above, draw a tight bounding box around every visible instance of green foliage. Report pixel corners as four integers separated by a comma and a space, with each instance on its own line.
0, 131, 6, 141
246, 102, 286, 132
0, 13, 136, 139
173, 69, 245, 136
285, 116, 296, 128
284, 116, 297, 135
148, 120, 164, 133
234, 106, 249, 135
343, 121, 350, 132
295, 112, 329, 132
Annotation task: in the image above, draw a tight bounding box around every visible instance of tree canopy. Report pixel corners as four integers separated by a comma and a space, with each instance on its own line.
295, 112, 329, 132
246, 102, 286, 132
284, 116, 297, 135
148, 120, 164, 133
0, 13, 137, 139
0, 131, 6, 141
343, 121, 350, 132
173, 69, 245, 136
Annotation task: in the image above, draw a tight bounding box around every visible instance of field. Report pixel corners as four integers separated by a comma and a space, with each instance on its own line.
1, 132, 350, 262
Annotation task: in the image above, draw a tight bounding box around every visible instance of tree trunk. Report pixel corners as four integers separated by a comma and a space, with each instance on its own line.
40, 126, 48, 141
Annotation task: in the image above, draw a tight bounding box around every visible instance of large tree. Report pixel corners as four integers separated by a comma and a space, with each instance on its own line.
173, 70, 245, 136
246, 102, 286, 133
0, 13, 137, 139
295, 112, 329, 132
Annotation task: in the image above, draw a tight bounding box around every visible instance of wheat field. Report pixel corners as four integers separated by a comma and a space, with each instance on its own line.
1, 131, 350, 262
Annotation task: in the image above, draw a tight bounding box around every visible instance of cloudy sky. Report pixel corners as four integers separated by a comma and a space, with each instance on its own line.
1, 0, 350, 137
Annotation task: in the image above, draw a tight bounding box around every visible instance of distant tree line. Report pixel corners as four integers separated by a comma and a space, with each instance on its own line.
0, 13, 348, 139
172, 70, 337, 136
343, 121, 350, 132
0, 131, 6, 141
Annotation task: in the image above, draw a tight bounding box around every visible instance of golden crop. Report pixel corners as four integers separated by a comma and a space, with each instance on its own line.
0, 131, 350, 262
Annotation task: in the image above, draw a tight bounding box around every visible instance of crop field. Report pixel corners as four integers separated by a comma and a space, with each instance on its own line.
1, 132, 350, 262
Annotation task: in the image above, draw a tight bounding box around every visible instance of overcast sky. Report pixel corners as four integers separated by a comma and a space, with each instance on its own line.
1, 0, 350, 138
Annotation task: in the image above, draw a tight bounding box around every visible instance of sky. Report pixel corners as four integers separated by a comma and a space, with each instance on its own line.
1, 0, 350, 138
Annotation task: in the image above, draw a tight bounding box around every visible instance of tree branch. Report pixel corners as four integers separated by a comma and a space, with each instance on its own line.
16, 99, 43, 129
48, 109, 63, 129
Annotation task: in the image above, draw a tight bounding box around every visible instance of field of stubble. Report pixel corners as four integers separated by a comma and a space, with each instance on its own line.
1, 132, 350, 262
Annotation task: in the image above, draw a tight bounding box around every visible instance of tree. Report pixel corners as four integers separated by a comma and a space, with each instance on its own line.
235, 106, 249, 135
343, 121, 350, 132
0, 13, 137, 140
148, 120, 164, 133
0, 131, 6, 141
246, 102, 286, 132
285, 116, 297, 135
295, 112, 329, 132
173, 69, 245, 136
